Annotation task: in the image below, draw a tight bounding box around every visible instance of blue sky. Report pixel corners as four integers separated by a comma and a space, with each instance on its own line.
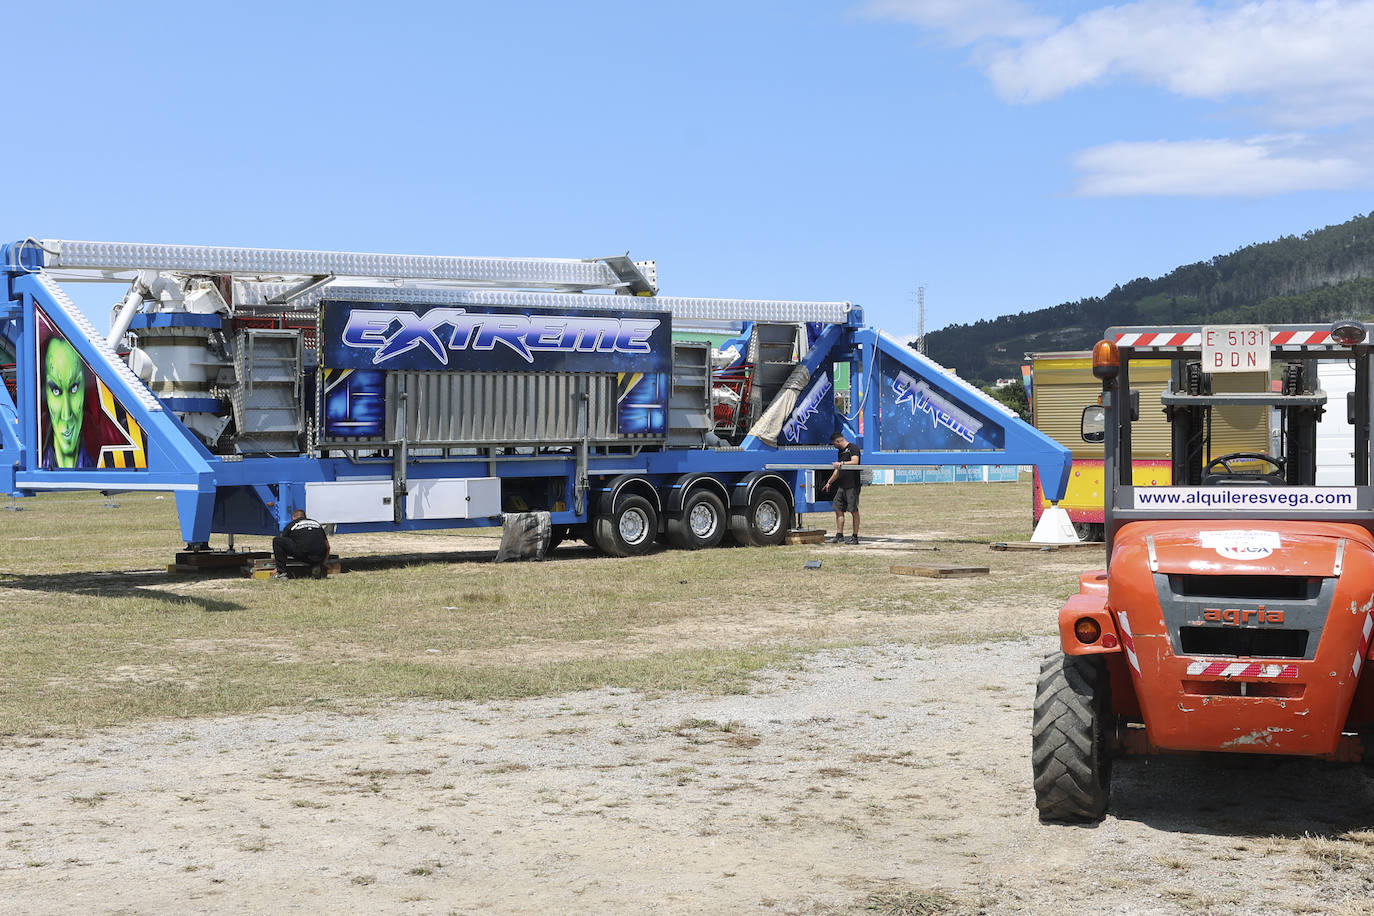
7, 0, 1373, 340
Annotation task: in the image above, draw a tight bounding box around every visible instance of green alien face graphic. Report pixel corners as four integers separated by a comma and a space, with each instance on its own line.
44, 337, 85, 468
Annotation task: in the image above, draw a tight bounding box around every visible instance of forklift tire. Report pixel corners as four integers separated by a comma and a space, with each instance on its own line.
667, 490, 727, 550
592, 495, 658, 558
1031, 651, 1113, 823
729, 486, 789, 547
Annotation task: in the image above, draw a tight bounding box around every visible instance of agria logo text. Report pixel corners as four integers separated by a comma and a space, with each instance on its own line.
341, 307, 661, 366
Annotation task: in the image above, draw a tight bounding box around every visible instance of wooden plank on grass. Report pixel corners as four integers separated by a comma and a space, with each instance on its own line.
890, 564, 989, 578
989, 541, 1101, 551
250, 556, 342, 579
785, 529, 826, 545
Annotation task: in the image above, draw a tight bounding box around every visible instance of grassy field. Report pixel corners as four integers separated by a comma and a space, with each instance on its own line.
0, 481, 1087, 735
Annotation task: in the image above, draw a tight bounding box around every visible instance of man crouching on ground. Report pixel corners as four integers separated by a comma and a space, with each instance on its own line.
272, 509, 330, 579
827, 431, 862, 545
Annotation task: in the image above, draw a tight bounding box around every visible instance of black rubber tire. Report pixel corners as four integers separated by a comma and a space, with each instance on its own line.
1031, 651, 1113, 823
547, 525, 571, 552
728, 485, 789, 548
1072, 522, 1104, 543
592, 495, 658, 558
667, 490, 727, 550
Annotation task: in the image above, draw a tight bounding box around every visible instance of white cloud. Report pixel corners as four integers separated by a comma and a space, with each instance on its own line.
1073, 137, 1367, 196
868, 0, 1374, 127
981, 0, 1374, 127
860, 0, 1057, 43
865, 0, 1374, 195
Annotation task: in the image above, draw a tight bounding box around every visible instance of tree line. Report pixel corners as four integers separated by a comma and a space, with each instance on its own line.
924, 211, 1374, 386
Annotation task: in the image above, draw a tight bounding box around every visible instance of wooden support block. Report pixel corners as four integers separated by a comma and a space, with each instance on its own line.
990, 541, 1101, 551
890, 564, 990, 578
251, 556, 341, 579
173, 550, 270, 572
784, 528, 826, 545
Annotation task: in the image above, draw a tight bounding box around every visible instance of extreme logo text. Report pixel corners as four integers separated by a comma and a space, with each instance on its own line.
892, 371, 982, 444
783, 372, 832, 442
341, 308, 661, 366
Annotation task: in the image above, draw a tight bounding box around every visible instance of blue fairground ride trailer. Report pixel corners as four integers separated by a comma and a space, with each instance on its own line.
0, 238, 1072, 558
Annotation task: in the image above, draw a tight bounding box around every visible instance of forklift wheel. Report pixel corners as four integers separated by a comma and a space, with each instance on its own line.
1032, 651, 1114, 823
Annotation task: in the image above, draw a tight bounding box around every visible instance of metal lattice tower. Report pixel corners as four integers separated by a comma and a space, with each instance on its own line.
917, 285, 927, 355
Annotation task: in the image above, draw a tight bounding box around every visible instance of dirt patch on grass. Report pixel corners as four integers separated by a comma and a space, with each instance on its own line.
3, 641, 1372, 914
4, 486, 1370, 913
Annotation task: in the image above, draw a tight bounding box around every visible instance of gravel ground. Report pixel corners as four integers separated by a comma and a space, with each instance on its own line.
2, 638, 1373, 915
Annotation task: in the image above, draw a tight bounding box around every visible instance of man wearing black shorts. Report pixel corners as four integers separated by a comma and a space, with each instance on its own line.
826, 431, 862, 544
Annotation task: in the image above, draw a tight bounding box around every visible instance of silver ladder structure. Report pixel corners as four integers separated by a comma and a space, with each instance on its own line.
17, 239, 853, 326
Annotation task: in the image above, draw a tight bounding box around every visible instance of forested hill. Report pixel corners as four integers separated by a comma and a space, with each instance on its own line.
923, 211, 1374, 386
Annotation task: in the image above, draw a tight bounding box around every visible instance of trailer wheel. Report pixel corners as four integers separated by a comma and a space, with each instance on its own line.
1072, 522, 1104, 543
729, 486, 789, 547
1031, 651, 1113, 823
667, 490, 726, 550
592, 495, 658, 557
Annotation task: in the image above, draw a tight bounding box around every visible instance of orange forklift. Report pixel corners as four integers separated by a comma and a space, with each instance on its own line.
1032, 320, 1374, 822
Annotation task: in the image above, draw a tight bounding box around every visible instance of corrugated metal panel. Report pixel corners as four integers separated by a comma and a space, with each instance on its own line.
1210, 371, 1270, 457
386, 371, 628, 445
1131, 379, 1172, 457
1032, 357, 1173, 459
1034, 384, 1102, 459
1034, 354, 1273, 470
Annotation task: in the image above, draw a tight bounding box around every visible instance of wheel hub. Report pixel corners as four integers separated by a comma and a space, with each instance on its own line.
619, 508, 648, 544
688, 503, 717, 538
755, 501, 780, 535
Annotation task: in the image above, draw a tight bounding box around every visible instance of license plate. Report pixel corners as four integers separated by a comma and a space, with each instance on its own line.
1202, 325, 1270, 373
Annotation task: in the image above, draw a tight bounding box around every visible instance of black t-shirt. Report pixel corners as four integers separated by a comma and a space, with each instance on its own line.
835, 442, 861, 489
282, 517, 329, 559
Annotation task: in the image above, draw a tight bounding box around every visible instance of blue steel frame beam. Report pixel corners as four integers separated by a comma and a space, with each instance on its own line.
6, 269, 218, 541
860, 329, 1072, 500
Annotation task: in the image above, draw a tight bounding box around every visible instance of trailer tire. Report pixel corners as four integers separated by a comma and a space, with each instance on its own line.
1072, 522, 1104, 543
592, 495, 658, 558
1031, 651, 1113, 823
667, 490, 727, 550
729, 486, 789, 548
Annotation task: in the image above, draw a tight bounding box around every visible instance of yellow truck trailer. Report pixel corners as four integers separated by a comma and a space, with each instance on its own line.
1029, 351, 1270, 540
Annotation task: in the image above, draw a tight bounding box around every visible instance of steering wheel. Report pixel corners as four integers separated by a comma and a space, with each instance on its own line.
1202, 452, 1286, 485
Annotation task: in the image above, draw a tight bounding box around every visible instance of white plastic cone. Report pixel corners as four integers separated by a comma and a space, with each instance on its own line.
1030, 504, 1080, 544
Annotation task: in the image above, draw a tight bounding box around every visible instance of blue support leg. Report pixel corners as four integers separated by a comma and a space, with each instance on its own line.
176, 488, 217, 546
